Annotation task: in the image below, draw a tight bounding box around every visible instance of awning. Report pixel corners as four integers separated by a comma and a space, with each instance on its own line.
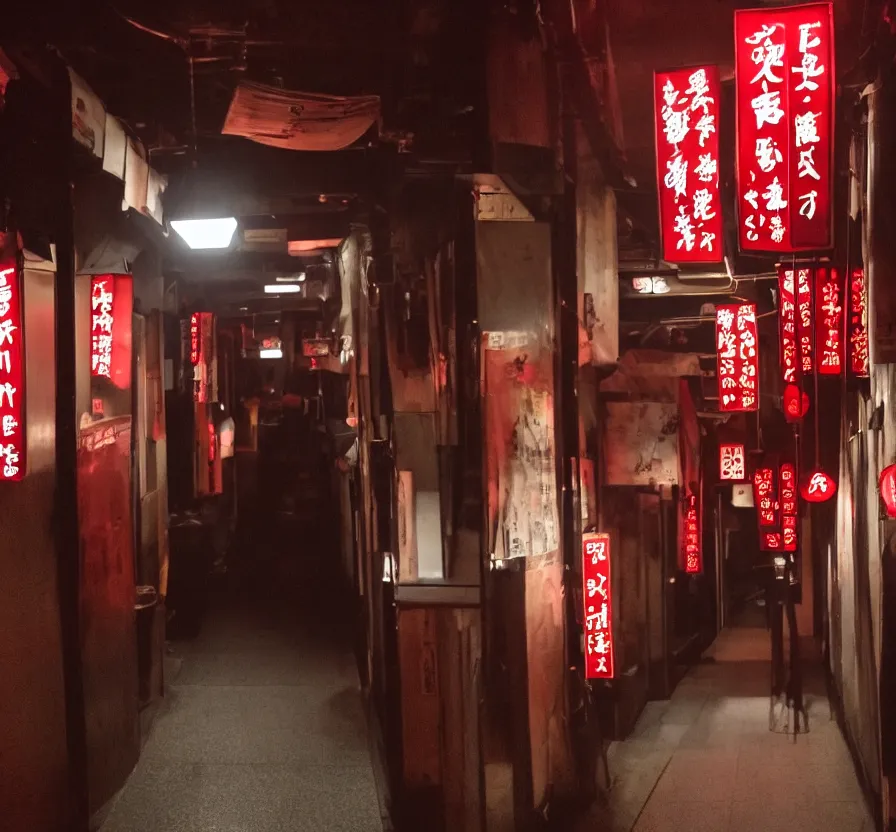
222, 82, 380, 152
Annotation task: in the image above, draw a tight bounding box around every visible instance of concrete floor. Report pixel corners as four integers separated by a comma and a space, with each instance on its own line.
582, 627, 874, 832
103, 521, 384, 832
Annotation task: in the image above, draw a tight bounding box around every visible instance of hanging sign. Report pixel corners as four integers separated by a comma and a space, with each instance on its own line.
778, 267, 799, 384
780, 462, 798, 552
797, 267, 814, 373
734, 3, 835, 252
815, 266, 843, 375
90, 275, 133, 391
683, 492, 702, 574
783, 382, 810, 422
801, 468, 836, 502
753, 465, 781, 550
0, 259, 25, 481
720, 443, 746, 481
716, 304, 759, 412
190, 313, 201, 365
653, 65, 723, 263
880, 464, 896, 518
582, 532, 615, 680
848, 267, 869, 377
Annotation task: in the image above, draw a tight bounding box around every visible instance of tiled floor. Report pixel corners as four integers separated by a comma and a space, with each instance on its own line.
103, 524, 384, 832
584, 628, 874, 832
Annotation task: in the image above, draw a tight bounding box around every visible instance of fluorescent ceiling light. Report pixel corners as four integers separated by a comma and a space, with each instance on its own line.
264, 284, 301, 294
171, 217, 238, 250
259, 348, 283, 359
276, 274, 306, 283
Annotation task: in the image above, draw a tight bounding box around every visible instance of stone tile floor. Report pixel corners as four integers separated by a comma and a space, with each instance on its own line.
582, 628, 875, 832
103, 544, 384, 832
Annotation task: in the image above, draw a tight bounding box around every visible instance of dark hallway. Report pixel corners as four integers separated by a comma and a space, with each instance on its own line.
103, 494, 384, 831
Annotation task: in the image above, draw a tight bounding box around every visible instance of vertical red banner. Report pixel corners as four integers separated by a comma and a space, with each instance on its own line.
582, 532, 614, 680
0, 259, 26, 481
734, 3, 835, 252
797, 267, 814, 373
716, 304, 759, 412
653, 65, 723, 263
780, 463, 798, 552
190, 313, 201, 365
848, 267, 869, 377
778, 267, 799, 384
91, 275, 133, 390
815, 266, 843, 375
683, 491, 702, 574
753, 465, 781, 551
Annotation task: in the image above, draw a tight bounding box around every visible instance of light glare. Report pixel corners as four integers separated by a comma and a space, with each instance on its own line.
171, 218, 238, 250
264, 284, 301, 294
259, 348, 283, 359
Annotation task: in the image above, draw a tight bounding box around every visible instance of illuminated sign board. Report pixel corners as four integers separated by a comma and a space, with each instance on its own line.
716, 304, 759, 412
0, 260, 25, 481
582, 532, 614, 680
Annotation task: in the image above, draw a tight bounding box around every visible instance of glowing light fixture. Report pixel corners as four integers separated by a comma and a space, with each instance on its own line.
800, 469, 837, 503
264, 284, 301, 294
171, 217, 238, 250
276, 274, 306, 283
259, 348, 283, 359
880, 464, 896, 518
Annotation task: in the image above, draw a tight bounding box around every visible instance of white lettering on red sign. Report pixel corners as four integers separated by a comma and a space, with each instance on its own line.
654, 66, 723, 263
778, 268, 799, 384
0, 261, 25, 480
719, 444, 746, 481
582, 533, 614, 680
683, 492, 702, 574
91, 277, 115, 378
735, 4, 834, 252
815, 267, 843, 375
716, 304, 759, 412
848, 268, 869, 377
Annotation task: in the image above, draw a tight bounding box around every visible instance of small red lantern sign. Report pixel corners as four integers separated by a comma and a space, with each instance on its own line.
801, 469, 836, 502
815, 267, 843, 375
720, 443, 746, 481
683, 492, 702, 574
0, 258, 26, 481
797, 268, 814, 374
582, 532, 615, 680
653, 65, 723, 263
716, 304, 759, 412
780, 463, 798, 552
879, 464, 896, 518
779, 267, 799, 385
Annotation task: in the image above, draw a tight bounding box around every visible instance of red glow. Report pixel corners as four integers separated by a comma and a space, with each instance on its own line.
778, 267, 799, 384
880, 464, 896, 518
753, 467, 777, 527
797, 268, 813, 372
800, 468, 836, 502
734, 3, 835, 252
683, 492, 702, 573
720, 443, 746, 481
190, 313, 201, 365
783, 383, 802, 420
91, 275, 132, 390
848, 267, 869, 377
815, 266, 843, 374
780, 463, 798, 551
716, 304, 759, 412
583, 533, 614, 680
653, 65, 723, 263
0, 260, 26, 481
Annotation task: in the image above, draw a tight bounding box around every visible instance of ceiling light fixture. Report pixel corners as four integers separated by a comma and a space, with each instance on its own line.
171, 217, 238, 250
276, 274, 306, 283
263, 284, 301, 294
259, 348, 283, 359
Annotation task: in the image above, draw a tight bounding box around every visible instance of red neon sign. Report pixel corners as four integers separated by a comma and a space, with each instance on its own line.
190, 313, 201, 365
780, 462, 798, 552
880, 464, 896, 518
582, 532, 614, 680
653, 65, 723, 263
754, 467, 777, 527
778, 267, 799, 384
800, 468, 836, 502
0, 260, 25, 481
716, 304, 759, 412
734, 3, 835, 252
848, 267, 869, 377
797, 267, 814, 372
683, 492, 702, 574
91, 275, 133, 390
815, 266, 843, 375
720, 443, 746, 481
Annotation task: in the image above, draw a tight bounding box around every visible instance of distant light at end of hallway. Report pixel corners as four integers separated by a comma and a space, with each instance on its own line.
171, 217, 238, 250
264, 284, 301, 294
259, 348, 283, 359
